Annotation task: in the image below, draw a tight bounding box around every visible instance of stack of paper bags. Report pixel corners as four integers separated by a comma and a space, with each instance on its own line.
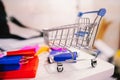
0, 48, 39, 79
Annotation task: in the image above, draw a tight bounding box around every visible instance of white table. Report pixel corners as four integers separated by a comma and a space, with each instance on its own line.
34, 48, 114, 80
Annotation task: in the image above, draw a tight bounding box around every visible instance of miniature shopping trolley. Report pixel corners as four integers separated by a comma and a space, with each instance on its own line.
43, 8, 106, 72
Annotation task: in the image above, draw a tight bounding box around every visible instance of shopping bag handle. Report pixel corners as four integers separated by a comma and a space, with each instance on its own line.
78, 8, 106, 17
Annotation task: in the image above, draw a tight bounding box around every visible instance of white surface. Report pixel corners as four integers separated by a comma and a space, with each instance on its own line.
0, 37, 44, 50
34, 48, 114, 80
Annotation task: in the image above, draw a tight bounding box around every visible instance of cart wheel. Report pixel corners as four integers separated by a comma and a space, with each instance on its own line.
57, 63, 63, 72
57, 66, 64, 72
91, 59, 97, 67
47, 57, 52, 64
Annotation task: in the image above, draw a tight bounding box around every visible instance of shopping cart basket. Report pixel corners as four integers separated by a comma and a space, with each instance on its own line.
43, 8, 106, 72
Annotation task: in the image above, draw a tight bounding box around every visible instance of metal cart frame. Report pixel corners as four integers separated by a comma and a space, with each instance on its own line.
43, 8, 106, 72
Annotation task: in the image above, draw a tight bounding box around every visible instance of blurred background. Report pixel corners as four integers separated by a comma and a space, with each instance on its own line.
2, 0, 120, 50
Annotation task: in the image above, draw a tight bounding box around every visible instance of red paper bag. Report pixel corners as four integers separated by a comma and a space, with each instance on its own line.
0, 56, 39, 79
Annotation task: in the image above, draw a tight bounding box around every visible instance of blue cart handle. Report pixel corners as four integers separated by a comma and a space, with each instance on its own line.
78, 8, 106, 17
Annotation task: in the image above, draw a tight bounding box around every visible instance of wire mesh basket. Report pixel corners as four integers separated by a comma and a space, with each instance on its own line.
43, 8, 106, 50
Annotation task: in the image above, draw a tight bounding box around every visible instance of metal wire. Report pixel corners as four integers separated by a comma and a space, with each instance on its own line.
43, 13, 103, 50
